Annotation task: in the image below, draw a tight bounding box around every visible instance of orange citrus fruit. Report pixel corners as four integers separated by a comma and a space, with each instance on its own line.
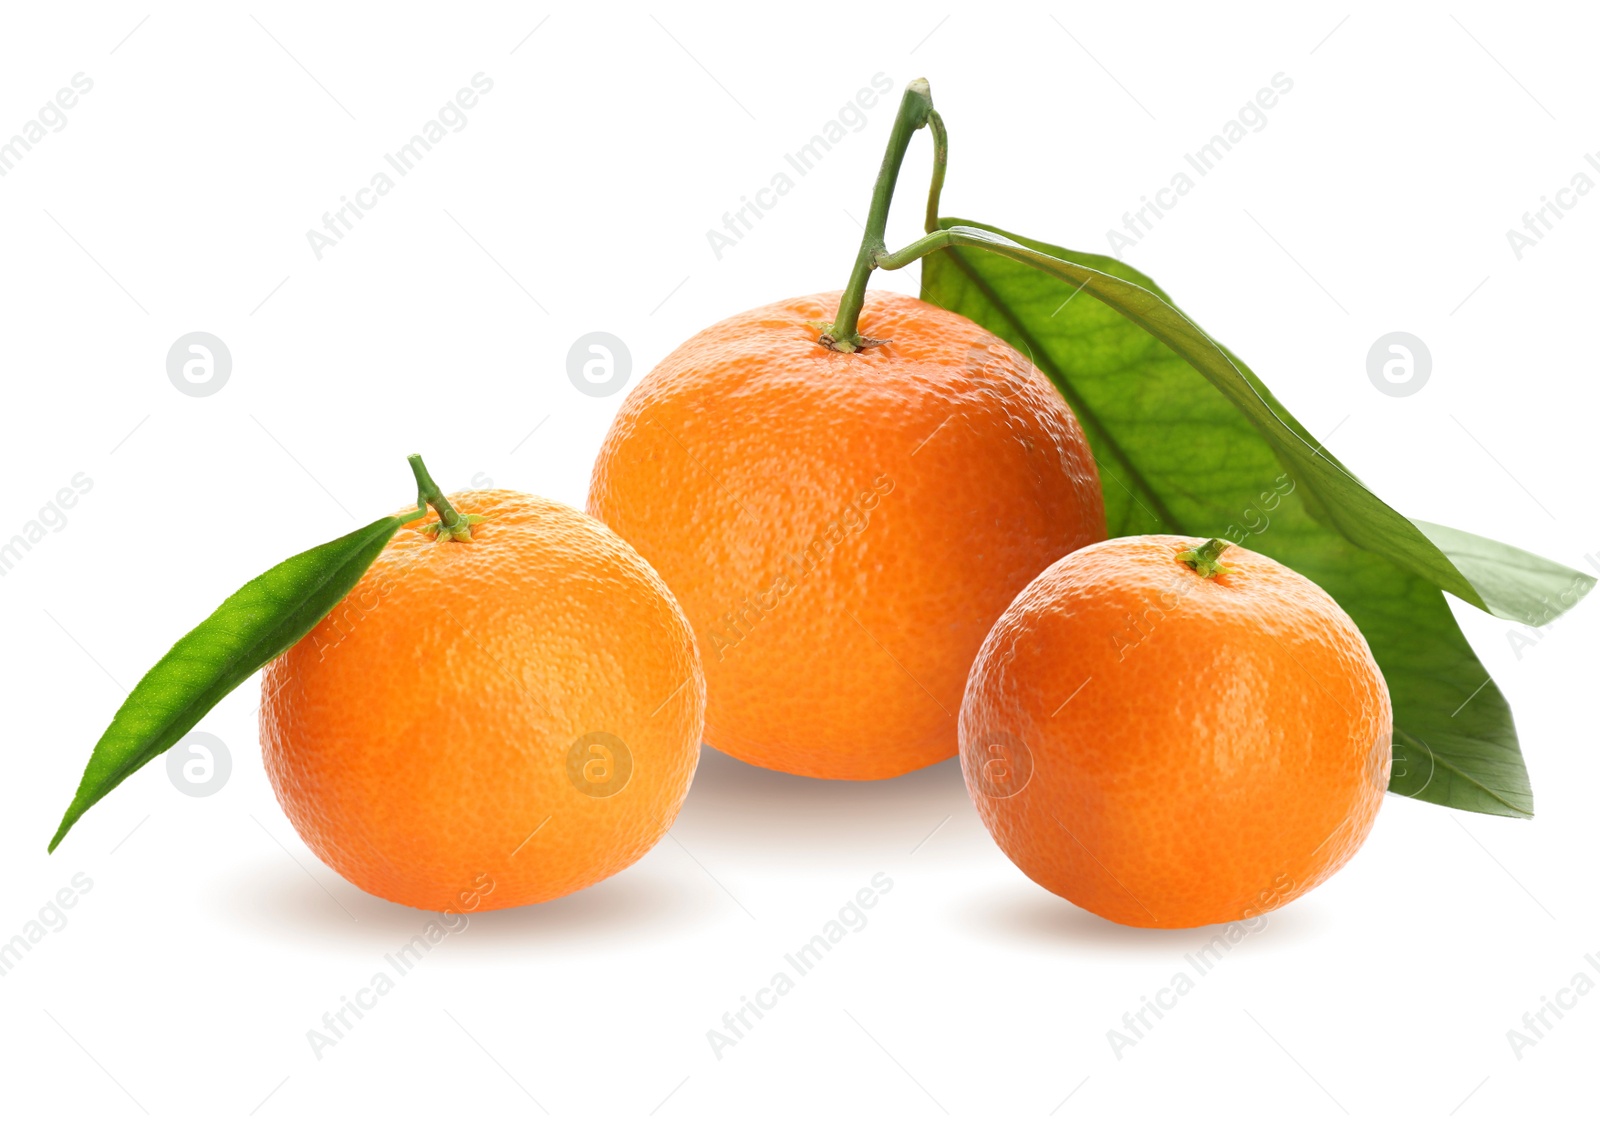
588, 289, 1105, 780
960, 534, 1391, 928
260, 490, 705, 912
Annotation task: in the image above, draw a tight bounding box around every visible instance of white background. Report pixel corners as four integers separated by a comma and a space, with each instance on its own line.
1, 2, 1596, 1127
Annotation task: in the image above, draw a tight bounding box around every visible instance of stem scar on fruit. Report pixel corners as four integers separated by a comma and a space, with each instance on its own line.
1175, 538, 1234, 579
407, 453, 484, 542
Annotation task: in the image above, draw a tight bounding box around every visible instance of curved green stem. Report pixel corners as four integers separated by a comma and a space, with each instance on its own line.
874, 226, 960, 271
924, 109, 947, 235
818, 79, 935, 353
407, 453, 484, 542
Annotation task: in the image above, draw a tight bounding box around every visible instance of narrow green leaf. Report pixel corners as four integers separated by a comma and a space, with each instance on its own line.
49, 513, 409, 851
920, 219, 1584, 816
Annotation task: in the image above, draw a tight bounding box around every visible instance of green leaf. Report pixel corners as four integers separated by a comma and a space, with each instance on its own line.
919, 218, 1590, 817
1411, 519, 1595, 627
49, 513, 411, 851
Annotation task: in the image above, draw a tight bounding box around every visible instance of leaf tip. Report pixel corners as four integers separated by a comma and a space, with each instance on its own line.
48, 803, 82, 854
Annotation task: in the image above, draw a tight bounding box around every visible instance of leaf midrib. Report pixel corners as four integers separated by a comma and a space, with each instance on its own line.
1392, 722, 1533, 817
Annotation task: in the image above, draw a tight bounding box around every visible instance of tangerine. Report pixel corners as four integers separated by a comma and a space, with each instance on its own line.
260, 489, 705, 912
960, 535, 1390, 928
588, 289, 1105, 779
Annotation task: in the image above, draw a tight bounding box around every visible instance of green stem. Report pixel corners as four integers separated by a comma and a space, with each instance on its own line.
874, 226, 961, 271
1176, 538, 1234, 579
818, 79, 935, 353
924, 109, 947, 235
407, 453, 484, 543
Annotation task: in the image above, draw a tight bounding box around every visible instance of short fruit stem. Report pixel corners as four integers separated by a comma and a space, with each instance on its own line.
1176, 538, 1234, 579
817, 79, 937, 353
407, 453, 484, 543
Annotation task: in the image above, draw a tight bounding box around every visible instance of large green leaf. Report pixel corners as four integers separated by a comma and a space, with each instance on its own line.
920, 219, 1591, 816
49, 512, 414, 850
